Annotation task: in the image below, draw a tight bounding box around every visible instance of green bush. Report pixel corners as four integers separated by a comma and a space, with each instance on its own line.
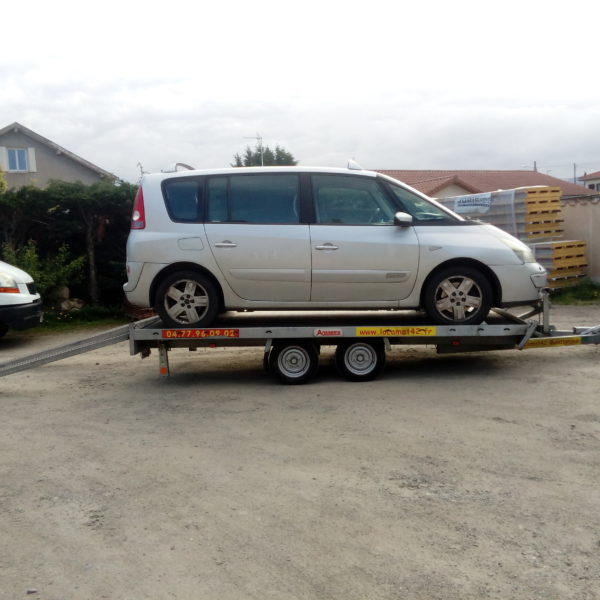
1, 240, 85, 298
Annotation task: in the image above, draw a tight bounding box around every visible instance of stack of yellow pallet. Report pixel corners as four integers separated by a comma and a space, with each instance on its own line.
529, 240, 588, 288
440, 186, 588, 288
519, 186, 564, 240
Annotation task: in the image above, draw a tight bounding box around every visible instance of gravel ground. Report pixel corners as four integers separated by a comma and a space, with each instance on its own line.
1, 305, 599, 599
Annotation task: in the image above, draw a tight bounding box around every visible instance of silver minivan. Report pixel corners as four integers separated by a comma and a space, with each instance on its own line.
124, 166, 547, 328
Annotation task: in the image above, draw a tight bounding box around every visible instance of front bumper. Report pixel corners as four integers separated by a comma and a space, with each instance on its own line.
0, 299, 44, 331
490, 262, 547, 304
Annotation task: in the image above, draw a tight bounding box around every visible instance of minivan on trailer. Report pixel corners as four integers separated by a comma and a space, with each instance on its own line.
124, 165, 547, 329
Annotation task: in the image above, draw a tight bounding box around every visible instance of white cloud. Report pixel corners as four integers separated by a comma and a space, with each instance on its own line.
1, 0, 599, 182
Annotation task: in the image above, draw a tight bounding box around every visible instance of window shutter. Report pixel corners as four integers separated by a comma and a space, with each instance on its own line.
27, 147, 37, 172
0, 146, 7, 171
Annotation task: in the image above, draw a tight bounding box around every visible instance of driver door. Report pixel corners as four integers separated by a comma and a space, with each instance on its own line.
309, 174, 419, 302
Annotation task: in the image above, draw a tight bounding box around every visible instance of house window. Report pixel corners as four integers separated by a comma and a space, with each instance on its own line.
8, 148, 28, 171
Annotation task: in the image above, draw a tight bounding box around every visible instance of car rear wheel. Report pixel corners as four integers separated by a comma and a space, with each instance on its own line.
155, 271, 219, 328
424, 266, 493, 325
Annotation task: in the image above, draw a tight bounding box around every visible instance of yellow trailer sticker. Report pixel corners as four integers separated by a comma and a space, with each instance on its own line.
524, 336, 582, 349
357, 326, 437, 337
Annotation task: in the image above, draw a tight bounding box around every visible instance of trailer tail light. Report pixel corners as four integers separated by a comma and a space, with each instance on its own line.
131, 187, 146, 229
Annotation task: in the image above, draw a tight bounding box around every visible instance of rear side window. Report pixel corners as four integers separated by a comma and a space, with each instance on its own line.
163, 179, 204, 222
207, 174, 299, 224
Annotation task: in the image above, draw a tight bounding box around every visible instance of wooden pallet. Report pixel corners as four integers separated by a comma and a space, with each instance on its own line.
530, 240, 588, 288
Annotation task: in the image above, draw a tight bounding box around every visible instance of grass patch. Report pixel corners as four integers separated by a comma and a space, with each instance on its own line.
550, 280, 600, 305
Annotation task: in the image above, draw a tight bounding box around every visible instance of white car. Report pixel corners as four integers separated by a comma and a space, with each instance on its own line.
0, 260, 43, 336
123, 165, 547, 328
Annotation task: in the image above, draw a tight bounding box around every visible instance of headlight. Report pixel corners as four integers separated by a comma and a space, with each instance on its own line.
499, 237, 535, 264
0, 272, 19, 293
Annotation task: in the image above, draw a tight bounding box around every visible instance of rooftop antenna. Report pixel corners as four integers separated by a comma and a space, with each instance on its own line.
243, 133, 264, 166
348, 158, 363, 170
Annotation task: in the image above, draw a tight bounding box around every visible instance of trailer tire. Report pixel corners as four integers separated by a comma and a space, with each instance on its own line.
269, 341, 319, 385
335, 339, 386, 381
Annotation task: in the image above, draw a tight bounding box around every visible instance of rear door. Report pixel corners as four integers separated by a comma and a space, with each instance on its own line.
204, 173, 311, 301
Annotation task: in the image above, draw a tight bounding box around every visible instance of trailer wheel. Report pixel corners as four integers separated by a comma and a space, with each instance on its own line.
269, 341, 319, 384
335, 339, 385, 382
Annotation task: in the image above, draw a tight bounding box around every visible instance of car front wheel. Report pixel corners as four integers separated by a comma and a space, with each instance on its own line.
424, 266, 493, 325
155, 271, 219, 328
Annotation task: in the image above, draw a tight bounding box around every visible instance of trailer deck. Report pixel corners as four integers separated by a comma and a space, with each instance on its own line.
2, 294, 599, 383
128, 299, 600, 383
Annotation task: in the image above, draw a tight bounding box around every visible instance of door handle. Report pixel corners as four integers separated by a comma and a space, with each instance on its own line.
214, 241, 237, 248
315, 243, 339, 251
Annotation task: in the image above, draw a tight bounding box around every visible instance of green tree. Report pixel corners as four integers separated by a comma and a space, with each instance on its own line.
45, 180, 136, 304
0, 179, 136, 306
232, 143, 298, 167
0, 185, 53, 250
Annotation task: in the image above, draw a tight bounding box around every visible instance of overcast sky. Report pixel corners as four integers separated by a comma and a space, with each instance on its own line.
2, 0, 599, 183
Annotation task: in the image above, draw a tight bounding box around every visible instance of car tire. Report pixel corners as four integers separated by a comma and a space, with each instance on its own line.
335, 339, 386, 382
423, 266, 493, 325
155, 271, 220, 328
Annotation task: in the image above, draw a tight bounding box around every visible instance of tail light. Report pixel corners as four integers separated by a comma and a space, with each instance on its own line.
131, 186, 146, 229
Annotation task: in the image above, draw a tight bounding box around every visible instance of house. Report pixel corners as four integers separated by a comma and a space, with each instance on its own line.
0, 122, 115, 189
579, 171, 600, 192
376, 169, 594, 199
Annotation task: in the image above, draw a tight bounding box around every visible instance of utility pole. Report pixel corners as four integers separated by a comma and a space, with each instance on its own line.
573, 163, 577, 184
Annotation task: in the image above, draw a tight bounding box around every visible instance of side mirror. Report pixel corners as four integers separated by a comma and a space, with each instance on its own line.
394, 212, 413, 227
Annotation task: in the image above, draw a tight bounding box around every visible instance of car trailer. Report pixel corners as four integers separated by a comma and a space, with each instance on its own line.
1, 293, 599, 384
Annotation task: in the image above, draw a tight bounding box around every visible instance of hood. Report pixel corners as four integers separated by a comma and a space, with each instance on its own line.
0, 260, 34, 284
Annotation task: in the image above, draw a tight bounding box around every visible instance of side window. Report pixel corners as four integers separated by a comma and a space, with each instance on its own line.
163, 179, 204, 222
208, 174, 300, 224
387, 182, 456, 222
312, 175, 396, 225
